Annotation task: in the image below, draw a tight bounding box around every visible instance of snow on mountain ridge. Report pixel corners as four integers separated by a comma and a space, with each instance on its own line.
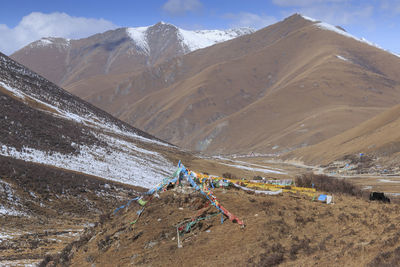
316, 22, 400, 57
178, 27, 254, 52
30, 37, 70, 49
299, 14, 400, 58
126, 22, 254, 54
126, 26, 150, 54
299, 14, 318, 22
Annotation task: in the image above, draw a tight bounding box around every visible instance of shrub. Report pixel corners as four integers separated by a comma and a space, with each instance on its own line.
295, 173, 363, 196
222, 172, 237, 179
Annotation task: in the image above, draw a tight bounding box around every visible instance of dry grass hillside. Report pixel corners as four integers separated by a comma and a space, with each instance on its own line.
41, 173, 400, 267
62, 14, 400, 155
285, 102, 400, 167
0, 155, 145, 266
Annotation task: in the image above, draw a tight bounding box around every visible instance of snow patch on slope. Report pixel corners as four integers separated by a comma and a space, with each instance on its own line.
0, 180, 20, 204
126, 27, 150, 54
0, 132, 175, 188
219, 162, 286, 175
0, 81, 170, 147
0, 80, 175, 188
0, 180, 27, 217
178, 28, 253, 52
0, 205, 25, 217
30, 37, 70, 49
38, 39, 52, 45
300, 14, 318, 22
336, 55, 350, 62
0, 232, 14, 240
0, 81, 25, 99
317, 22, 368, 43
0, 53, 176, 189
298, 14, 400, 58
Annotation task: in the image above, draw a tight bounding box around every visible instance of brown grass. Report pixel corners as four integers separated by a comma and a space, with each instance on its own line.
44, 184, 400, 267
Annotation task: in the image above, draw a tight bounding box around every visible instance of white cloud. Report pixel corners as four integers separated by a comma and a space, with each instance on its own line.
0, 12, 117, 55
225, 12, 277, 29
162, 0, 202, 16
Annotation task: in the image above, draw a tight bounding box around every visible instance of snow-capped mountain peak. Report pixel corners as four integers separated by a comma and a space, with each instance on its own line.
178, 27, 254, 52
126, 22, 254, 55
29, 37, 70, 49
126, 26, 150, 53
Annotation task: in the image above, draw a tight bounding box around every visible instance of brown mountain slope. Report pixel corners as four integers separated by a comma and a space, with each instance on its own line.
67, 14, 400, 155
64, 13, 314, 110
284, 103, 400, 166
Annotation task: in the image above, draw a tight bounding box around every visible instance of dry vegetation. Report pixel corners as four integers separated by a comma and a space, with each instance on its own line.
296, 173, 363, 197
0, 156, 144, 265
40, 176, 400, 267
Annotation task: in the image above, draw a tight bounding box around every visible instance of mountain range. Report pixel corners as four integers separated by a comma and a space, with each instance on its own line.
11, 14, 400, 165
11, 22, 253, 86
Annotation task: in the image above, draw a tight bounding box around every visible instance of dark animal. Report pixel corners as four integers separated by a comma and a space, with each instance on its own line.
369, 192, 390, 203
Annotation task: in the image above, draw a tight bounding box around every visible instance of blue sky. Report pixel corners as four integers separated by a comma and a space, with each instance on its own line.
0, 0, 399, 55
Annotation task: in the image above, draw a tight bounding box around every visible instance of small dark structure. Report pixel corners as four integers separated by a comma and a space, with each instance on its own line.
369, 192, 390, 203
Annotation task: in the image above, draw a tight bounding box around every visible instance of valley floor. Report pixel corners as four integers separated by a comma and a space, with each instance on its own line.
225, 156, 400, 194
